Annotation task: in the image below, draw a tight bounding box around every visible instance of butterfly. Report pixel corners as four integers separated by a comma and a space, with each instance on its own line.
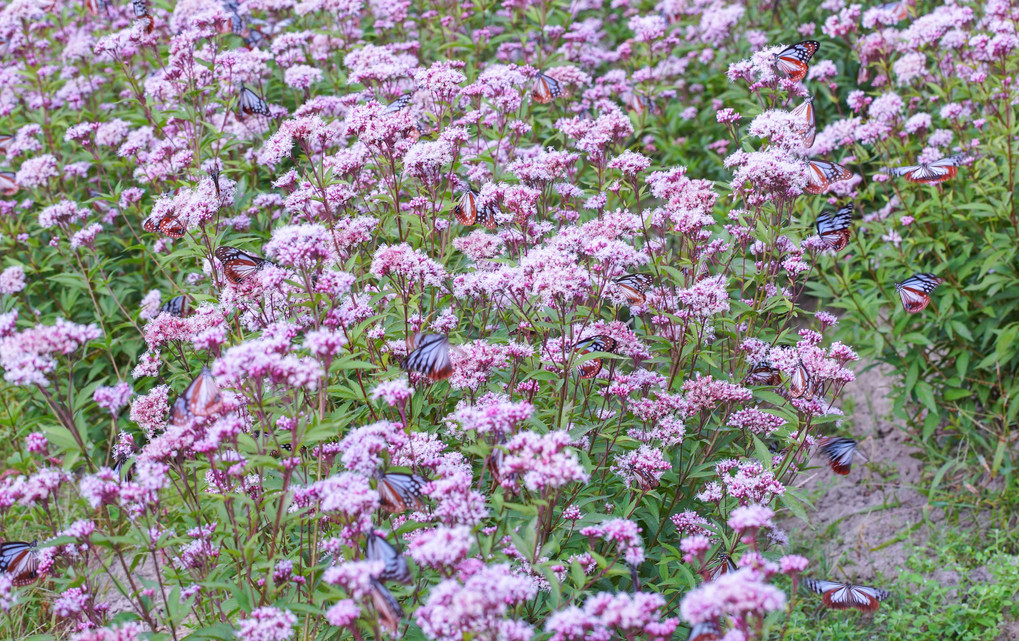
112, 454, 135, 481
84, 0, 109, 16
627, 93, 660, 116
788, 360, 811, 399
0, 171, 18, 196
169, 366, 223, 425
208, 167, 221, 197
703, 551, 738, 581
894, 273, 943, 313
452, 186, 497, 229
0, 540, 39, 587
375, 471, 427, 514
619, 460, 660, 491
774, 40, 820, 82
370, 579, 403, 633
890, 154, 965, 184
132, 0, 147, 16
142, 213, 186, 238
573, 335, 618, 379
687, 622, 722, 641
815, 204, 854, 252
744, 360, 782, 387
804, 160, 853, 194
402, 333, 453, 382
158, 295, 192, 318
818, 436, 862, 475
0, 134, 12, 155
803, 578, 890, 612
214, 246, 270, 285
877, 0, 914, 21
365, 531, 412, 584
790, 95, 815, 147
384, 94, 412, 114
532, 72, 563, 104
237, 84, 271, 117
613, 274, 654, 305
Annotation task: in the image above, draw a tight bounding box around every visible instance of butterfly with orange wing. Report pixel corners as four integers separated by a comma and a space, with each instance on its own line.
744, 360, 782, 387
613, 274, 654, 305
452, 185, 497, 229
0, 172, 18, 197
815, 204, 854, 252
0, 540, 39, 586
573, 335, 618, 379
774, 41, 819, 82
369, 579, 403, 633
169, 366, 223, 426
402, 333, 453, 382
894, 273, 942, 313
790, 95, 815, 147
238, 84, 271, 117
532, 72, 563, 104
787, 360, 811, 399
375, 471, 427, 514
890, 154, 965, 184
702, 551, 738, 582
142, 212, 186, 238
215, 246, 270, 285
817, 436, 863, 475
804, 160, 853, 194
803, 578, 890, 612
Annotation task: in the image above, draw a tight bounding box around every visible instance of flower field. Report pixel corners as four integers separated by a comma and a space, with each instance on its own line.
0, 0, 1016, 639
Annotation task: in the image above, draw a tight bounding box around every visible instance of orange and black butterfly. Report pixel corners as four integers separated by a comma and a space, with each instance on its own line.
573, 335, 618, 379
815, 204, 853, 252
627, 93, 660, 116
803, 579, 890, 612
238, 84, 271, 117
744, 360, 781, 387
215, 246, 269, 285
876, 0, 914, 22
0, 540, 39, 587
774, 40, 819, 82
894, 272, 942, 313
402, 333, 453, 382
142, 212, 186, 239
452, 185, 497, 229
169, 366, 223, 425
158, 295, 192, 318
818, 436, 862, 475
790, 95, 815, 147
0, 134, 12, 155
375, 471, 427, 514
804, 160, 853, 194
365, 531, 412, 584
532, 72, 563, 104
620, 460, 660, 492
890, 154, 964, 184
702, 551, 738, 581
613, 274, 654, 305
687, 621, 722, 641
788, 360, 811, 399
84, 0, 109, 15
0, 171, 18, 196
369, 579, 403, 633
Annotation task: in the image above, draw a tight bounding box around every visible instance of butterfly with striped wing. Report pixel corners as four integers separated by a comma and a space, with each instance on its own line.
452, 185, 497, 229
890, 154, 965, 184
365, 531, 412, 584
572, 335, 618, 379
613, 274, 654, 305
803, 578, 890, 612
744, 360, 782, 387
237, 84, 271, 117
402, 333, 453, 382
158, 295, 192, 318
375, 471, 427, 514
0, 540, 39, 587
815, 204, 854, 252
370, 579, 403, 633
817, 436, 863, 475
894, 272, 943, 313
774, 41, 820, 82
532, 72, 563, 104
215, 246, 270, 285
0, 172, 18, 197
169, 366, 224, 426
702, 551, 738, 581
787, 360, 812, 400
142, 213, 186, 239
687, 622, 722, 641
383, 94, 412, 114
804, 160, 853, 194
0, 134, 12, 155
790, 95, 816, 147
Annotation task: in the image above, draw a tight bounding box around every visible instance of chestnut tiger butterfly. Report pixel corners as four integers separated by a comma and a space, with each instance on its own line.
687, 622, 722, 641
84, 0, 109, 16
132, 0, 147, 16
0, 134, 12, 155
790, 95, 815, 147
788, 360, 811, 399
815, 204, 854, 252
215, 245, 269, 285
532, 72, 563, 104
703, 551, 738, 581
365, 531, 412, 584
613, 274, 654, 305
744, 360, 782, 387
0, 540, 39, 587
237, 83, 271, 117
890, 154, 965, 184
384, 94, 412, 114
169, 366, 224, 425
208, 167, 221, 197
402, 333, 453, 382
894, 272, 943, 313
452, 186, 497, 229
370, 579, 403, 633
877, 0, 914, 22
142, 213, 186, 238
817, 436, 863, 475
573, 335, 618, 379
803, 578, 890, 612
0, 171, 18, 197
375, 471, 427, 514
159, 295, 192, 318
804, 160, 853, 194
620, 460, 660, 492
774, 40, 820, 82
627, 93, 659, 116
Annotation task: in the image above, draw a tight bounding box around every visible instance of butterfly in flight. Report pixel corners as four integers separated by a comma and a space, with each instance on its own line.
84, 0, 109, 15
744, 360, 782, 387
804, 160, 853, 194
815, 204, 854, 252
452, 185, 497, 229
702, 551, 738, 582
532, 72, 563, 104
787, 360, 811, 399
817, 436, 863, 475
142, 212, 186, 238
687, 621, 722, 641
369, 578, 403, 633
790, 95, 815, 147
237, 84, 271, 117
169, 366, 223, 425
402, 333, 453, 382
0, 540, 39, 587
803, 578, 890, 612
215, 245, 270, 285
573, 335, 618, 379
0, 171, 18, 197
876, 0, 914, 22
894, 272, 943, 313
365, 531, 412, 584
158, 295, 192, 318
375, 471, 427, 514
613, 274, 654, 305
890, 154, 965, 184
383, 94, 412, 114
774, 40, 820, 82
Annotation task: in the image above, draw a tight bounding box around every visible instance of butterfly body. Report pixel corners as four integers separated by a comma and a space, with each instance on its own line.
370, 579, 403, 632
0, 172, 18, 196
891, 154, 965, 184
788, 361, 811, 399
804, 578, 890, 612
613, 274, 654, 305
818, 436, 861, 475
158, 295, 192, 318
804, 160, 853, 194
376, 472, 427, 514
169, 366, 223, 425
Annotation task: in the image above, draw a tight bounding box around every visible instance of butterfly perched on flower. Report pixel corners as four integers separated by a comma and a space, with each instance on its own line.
803, 578, 890, 612
0, 540, 39, 587
790, 95, 815, 147
815, 204, 854, 252
0, 171, 18, 196
370, 579, 403, 633
158, 295, 192, 318
383, 94, 412, 114
744, 360, 782, 387
402, 333, 453, 382
627, 93, 660, 116
818, 436, 862, 475
365, 531, 412, 584
169, 366, 223, 425
613, 273, 654, 305
452, 185, 497, 229
215, 246, 270, 285
774, 40, 820, 82
532, 72, 563, 104
894, 272, 943, 313
237, 83, 271, 117
703, 551, 738, 581
142, 212, 186, 239
890, 154, 965, 184
573, 335, 618, 379
687, 621, 722, 641
375, 471, 427, 514
787, 360, 811, 399
804, 160, 853, 194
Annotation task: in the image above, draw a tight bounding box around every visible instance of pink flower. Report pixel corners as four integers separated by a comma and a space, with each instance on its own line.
501, 431, 589, 492
0, 318, 101, 387
680, 535, 712, 564
607, 150, 651, 176
728, 504, 775, 532
414, 563, 536, 641
325, 600, 361, 627
580, 519, 645, 565
284, 64, 323, 89
15, 154, 58, 188
235, 607, 297, 641
371, 243, 447, 290
0, 266, 26, 294
371, 378, 414, 408
407, 525, 473, 570
93, 382, 133, 414
680, 568, 785, 624
779, 555, 809, 575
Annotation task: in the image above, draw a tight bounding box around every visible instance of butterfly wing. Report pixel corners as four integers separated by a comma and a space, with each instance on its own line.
402, 334, 453, 382
159, 295, 191, 318
132, 0, 147, 17
613, 274, 654, 305
573, 335, 618, 378
215, 246, 268, 285
452, 190, 478, 226
0, 172, 19, 197
377, 473, 427, 514
688, 622, 722, 641
823, 583, 887, 612
476, 204, 498, 229
790, 96, 816, 147
170, 366, 223, 425
704, 551, 738, 581
775, 40, 819, 82
895, 273, 942, 313
804, 160, 853, 194
370, 579, 403, 633
532, 73, 562, 104
157, 215, 186, 238
815, 204, 853, 251
745, 360, 782, 386
384, 94, 412, 114
238, 85, 271, 116
0, 541, 39, 587
788, 361, 811, 399
365, 532, 411, 584
819, 436, 857, 475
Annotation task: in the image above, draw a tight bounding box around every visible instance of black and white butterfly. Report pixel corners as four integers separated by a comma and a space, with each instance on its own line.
613, 274, 654, 305
894, 272, 943, 313
744, 360, 782, 387
132, 0, 147, 17
237, 84, 271, 117
0, 540, 39, 586
215, 246, 270, 285
803, 578, 890, 612
703, 551, 738, 581
816, 204, 854, 252
158, 295, 192, 318
383, 94, 412, 114
890, 154, 965, 184
402, 334, 453, 382
818, 436, 863, 475
375, 471, 427, 514
365, 531, 411, 584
